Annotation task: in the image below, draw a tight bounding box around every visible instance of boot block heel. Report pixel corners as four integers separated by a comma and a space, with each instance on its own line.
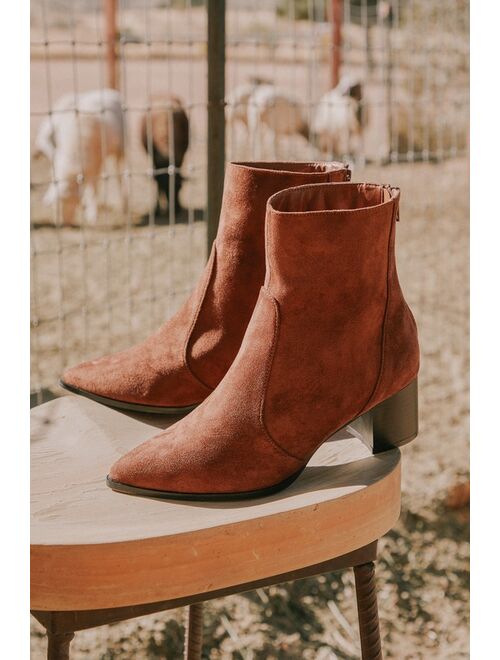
349, 379, 418, 454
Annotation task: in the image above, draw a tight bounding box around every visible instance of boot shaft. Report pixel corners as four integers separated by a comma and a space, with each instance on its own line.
261, 182, 419, 459
187, 162, 351, 388
265, 183, 397, 318
215, 162, 352, 263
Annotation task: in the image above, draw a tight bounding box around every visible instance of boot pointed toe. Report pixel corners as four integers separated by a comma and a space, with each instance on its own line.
60, 331, 211, 413
107, 432, 180, 494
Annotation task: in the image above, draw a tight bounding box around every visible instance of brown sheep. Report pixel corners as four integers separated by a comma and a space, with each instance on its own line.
140, 95, 189, 217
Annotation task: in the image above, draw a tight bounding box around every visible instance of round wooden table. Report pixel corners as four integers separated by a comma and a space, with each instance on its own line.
31, 395, 401, 659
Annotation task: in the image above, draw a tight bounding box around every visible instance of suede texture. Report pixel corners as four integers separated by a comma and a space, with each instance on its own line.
187, 162, 350, 389
109, 181, 419, 494
62, 161, 350, 407
110, 288, 302, 492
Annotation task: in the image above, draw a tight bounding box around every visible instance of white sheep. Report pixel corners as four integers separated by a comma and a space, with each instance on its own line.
311, 77, 365, 163
226, 82, 258, 131
34, 88, 126, 225
225, 77, 273, 130
227, 82, 309, 158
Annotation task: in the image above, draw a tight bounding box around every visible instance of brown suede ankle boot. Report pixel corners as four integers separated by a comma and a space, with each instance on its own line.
61, 162, 350, 413
107, 182, 419, 499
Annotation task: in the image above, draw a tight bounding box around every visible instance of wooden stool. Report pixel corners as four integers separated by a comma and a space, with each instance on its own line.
31, 396, 402, 659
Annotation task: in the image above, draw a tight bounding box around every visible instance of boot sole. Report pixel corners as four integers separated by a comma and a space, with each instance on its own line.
105, 379, 418, 501
106, 468, 306, 502
59, 380, 199, 416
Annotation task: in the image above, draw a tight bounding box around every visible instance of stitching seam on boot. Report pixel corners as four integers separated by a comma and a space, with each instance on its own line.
183, 244, 218, 392
259, 287, 305, 465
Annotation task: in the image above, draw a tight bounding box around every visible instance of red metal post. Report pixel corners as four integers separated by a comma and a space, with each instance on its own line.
331, 0, 343, 88
104, 0, 119, 90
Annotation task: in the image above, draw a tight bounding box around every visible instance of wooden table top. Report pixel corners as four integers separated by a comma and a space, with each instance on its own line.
31, 395, 401, 611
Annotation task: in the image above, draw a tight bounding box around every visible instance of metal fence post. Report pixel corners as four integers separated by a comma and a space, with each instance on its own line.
385, 3, 394, 162
331, 0, 343, 88
206, 0, 226, 255
104, 0, 119, 90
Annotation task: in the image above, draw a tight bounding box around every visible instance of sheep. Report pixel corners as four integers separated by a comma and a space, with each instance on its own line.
226, 82, 258, 131
34, 88, 126, 225
140, 95, 189, 217
311, 77, 365, 163
247, 84, 309, 140
226, 81, 309, 158
227, 76, 365, 162
225, 77, 273, 130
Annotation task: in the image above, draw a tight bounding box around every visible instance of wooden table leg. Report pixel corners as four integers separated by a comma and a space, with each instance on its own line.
47, 631, 74, 660
184, 603, 204, 659
354, 562, 383, 660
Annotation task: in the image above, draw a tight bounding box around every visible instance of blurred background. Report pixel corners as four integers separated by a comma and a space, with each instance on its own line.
30, 0, 469, 657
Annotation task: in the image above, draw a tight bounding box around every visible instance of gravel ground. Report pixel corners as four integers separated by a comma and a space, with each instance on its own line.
30, 157, 469, 658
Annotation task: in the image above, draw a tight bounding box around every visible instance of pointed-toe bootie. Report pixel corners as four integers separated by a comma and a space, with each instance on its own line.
107, 182, 419, 499
61, 161, 350, 413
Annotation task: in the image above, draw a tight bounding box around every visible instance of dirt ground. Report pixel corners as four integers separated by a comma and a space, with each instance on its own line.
30, 156, 469, 658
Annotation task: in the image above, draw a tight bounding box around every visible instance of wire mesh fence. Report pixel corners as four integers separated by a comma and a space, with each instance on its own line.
30, 0, 469, 403
225, 0, 468, 163
31, 0, 210, 403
